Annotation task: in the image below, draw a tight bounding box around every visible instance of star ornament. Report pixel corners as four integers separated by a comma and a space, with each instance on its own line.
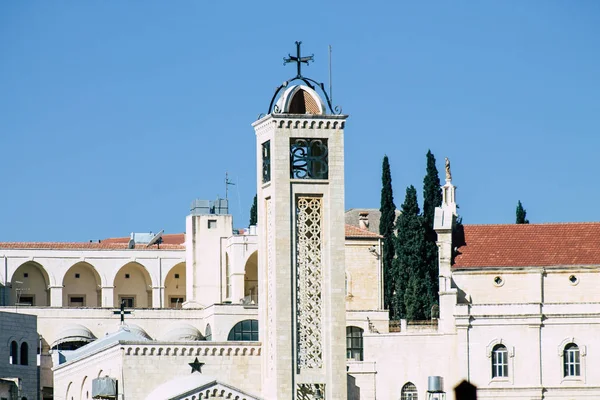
188, 357, 205, 374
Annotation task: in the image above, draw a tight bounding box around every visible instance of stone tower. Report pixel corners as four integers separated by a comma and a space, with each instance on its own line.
253, 68, 348, 398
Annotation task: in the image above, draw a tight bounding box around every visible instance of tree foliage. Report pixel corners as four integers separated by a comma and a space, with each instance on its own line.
421, 150, 442, 318
379, 156, 396, 317
516, 200, 529, 224
249, 194, 257, 226
393, 186, 427, 320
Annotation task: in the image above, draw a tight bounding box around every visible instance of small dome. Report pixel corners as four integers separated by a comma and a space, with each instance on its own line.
122, 324, 152, 340
52, 323, 96, 347
275, 85, 326, 115
158, 323, 204, 342
145, 373, 216, 400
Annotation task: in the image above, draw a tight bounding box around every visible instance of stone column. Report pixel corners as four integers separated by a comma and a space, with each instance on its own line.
230, 273, 245, 303
101, 286, 114, 308
48, 286, 63, 307
152, 286, 164, 308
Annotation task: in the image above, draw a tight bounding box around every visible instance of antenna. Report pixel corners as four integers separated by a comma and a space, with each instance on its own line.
146, 230, 164, 248
225, 172, 235, 200
329, 44, 333, 103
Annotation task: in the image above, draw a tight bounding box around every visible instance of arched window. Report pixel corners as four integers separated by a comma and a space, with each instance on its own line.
20, 342, 28, 365
491, 344, 508, 378
205, 324, 212, 341
10, 341, 18, 364
563, 343, 580, 377
346, 326, 363, 361
227, 319, 258, 341
401, 382, 418, 400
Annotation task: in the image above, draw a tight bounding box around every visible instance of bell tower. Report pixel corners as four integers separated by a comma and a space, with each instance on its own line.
253, 42, 348, 400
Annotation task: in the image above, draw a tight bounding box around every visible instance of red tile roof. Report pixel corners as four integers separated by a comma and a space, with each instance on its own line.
454, 223, 600, 268
345, 224, 382, 239
0, 226, 380, 250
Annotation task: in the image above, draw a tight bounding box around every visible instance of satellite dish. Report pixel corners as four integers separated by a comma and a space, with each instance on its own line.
146, 230, 164, 248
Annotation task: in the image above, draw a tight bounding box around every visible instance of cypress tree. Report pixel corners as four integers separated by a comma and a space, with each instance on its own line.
379, 156, 396, 318
422, 150, 442, 318
394, 185, 427, 320
516, 200, 529, 224
249, 195, 258, 226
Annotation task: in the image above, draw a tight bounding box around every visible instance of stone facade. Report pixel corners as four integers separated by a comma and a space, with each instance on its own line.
0, 311, 38, 400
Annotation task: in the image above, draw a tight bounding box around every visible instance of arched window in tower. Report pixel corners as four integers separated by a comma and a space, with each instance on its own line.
491, 344, 508, 378
227, 319, 258, 341
9, 341, 18, 364
346, 326, 363, 361
563, 343, 580, 377
20, 342, 28, 365
401, 382, 418, 400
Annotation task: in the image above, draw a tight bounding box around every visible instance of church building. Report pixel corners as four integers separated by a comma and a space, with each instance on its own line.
0, 43, 598, 400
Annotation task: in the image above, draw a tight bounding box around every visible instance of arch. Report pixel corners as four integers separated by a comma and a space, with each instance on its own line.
276, 85, 326, 115
346, 326, 363, 361
401, 382, 418, 400
243, 251, 258, 304
10, 261, 50, 306
65, 382, 73, 400
205, 324, 212, 341
491, 344, 508, 378
164, 262, 186, 308
227, 319, 258, 341
80, 376, 88, 400
563, 343, 581, 377
20, 342, 28, 365
10, 340, 18, 364
113, 262, 153, 308
63, 262, 101, 307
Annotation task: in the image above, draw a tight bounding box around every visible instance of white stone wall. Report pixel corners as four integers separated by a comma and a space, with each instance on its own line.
0, 311, 39, 400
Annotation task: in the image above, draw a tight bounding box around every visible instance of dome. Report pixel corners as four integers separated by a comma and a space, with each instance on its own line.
122, 324, 152, 340
51, 323, 96, 347
158, 323, 204, 342
275, 85, 326, 115
145, 373, 216, 400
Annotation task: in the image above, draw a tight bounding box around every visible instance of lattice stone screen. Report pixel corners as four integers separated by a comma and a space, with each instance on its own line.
297, 383, 325, 400
295, 196, 323, 370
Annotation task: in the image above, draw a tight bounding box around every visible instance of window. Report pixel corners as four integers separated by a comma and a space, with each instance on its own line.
68, 296, 85, 307
10, 341, 18, 364
401, 382, 418, 400
208, 220, 217, 229
125, 274, 130, 279
75, 273, 80, 278
492, 344, 508, 378
120, 297, 134, 308
18, 295, 34, 306
174, 273, 180, 279
170, 297, 184, 309
205, 324, 212, 341
346, 326, 363, 361
290, 138, 329, 179
262, 140, 271, 183
564, 343, 580, 377
20, 342, 28, 365
227, 319, 258, 341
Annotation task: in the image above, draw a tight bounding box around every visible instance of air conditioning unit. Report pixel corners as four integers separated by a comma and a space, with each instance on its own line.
92, 376, 117, 399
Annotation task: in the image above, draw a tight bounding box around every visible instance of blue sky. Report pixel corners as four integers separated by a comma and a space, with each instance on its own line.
1, 1, 599, 241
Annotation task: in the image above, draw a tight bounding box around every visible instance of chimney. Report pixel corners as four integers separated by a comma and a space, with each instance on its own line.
358, 212, 369, 230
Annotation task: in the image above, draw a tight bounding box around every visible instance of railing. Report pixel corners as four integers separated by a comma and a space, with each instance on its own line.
389, 319, 438, 332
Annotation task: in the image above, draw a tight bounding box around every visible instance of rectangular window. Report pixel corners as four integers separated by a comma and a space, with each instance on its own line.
262, 140, 271, 183
18, 295, 34, 306
120, 297, 135, 308
290, 138, 328, 179
170, 297, 184, 309
68, 296, 85, 307
492, 347, 508, 378
208, 219, 217, 229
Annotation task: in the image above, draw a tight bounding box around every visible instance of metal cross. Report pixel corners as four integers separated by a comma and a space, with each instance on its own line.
113, 300, 132, 324
283, 41, 314, 78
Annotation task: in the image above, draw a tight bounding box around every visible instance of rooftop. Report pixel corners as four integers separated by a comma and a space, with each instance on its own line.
454, 222, 600, 268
